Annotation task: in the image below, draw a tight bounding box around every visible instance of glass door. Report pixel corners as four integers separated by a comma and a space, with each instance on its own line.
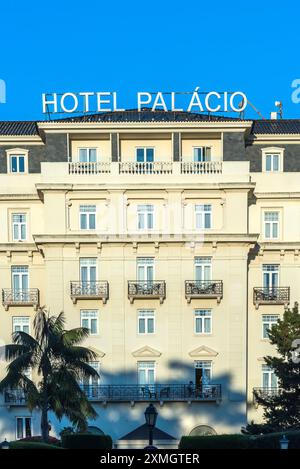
263, 265, 279, 299
79, 148, 97, 163
80, 258, 97, 294
12, 266, 29, 301
138, 361, 155, 395
195, 257, 212, 281
137, 258, 154, 282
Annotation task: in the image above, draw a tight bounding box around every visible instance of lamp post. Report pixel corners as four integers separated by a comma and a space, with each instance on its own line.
0, 439, 10, 449
144, 403, 158, 448
279, 434, 289, 450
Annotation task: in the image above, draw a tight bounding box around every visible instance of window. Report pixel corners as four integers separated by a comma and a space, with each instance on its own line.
264, 211, 279, 239
262, 364, 278, 389
195, 204, 212, 229
9, 155, 25, 173
80, 205, 96, 230
79, 148, 97, 163
195, 257, 212, 281
262, 315, 279, 339
82, 361, 100, 398
137, 258, 154, 281
195, 309, 212, 334
138, 310, 155, 334
81, 310, 98, 335
263, 265, 279, 289
194, 361, 212, 384
262, 148, 284, 172
12, 213, 27, 241
136, 148, 154, 162
193, 147, 211, 162
11, 266, 29, 300
137, 205, 154, 230
13, 316, 30, 334
16, 417, 32, 439
137, 361, 155, 388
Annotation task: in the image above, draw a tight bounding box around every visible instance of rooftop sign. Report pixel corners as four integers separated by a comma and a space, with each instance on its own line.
42, 88, 247, 115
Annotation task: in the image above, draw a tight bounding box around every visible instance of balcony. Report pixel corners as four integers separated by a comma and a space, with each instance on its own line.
181, 161, 222, 174
185, 280, 223, 303
70, 281, 109, 304
2, 289, 40, 311
81, 384, 221, 403
128, 280, 166, 304
253, 287, 290, 309
119, 161, 173, 175
68, 161, 111, 174
253, 387, 281, 406
4, 389, 26, 406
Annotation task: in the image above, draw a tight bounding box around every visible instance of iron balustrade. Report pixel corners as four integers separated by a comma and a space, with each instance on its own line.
253, 387, 282, 404
253, 287, 290, 309
81, 384, 222, 402
2, 289, 40, 310
4, 388, 26, 405
70, 281, 109, 304
68, 161, 111, 174
119, 162, 173, 175
185, 280, 223, 303
128, 280, 166, 303
181, 161, 223, 174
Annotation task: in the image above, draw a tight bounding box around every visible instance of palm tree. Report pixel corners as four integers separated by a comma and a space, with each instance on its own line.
0, 308, 99, 442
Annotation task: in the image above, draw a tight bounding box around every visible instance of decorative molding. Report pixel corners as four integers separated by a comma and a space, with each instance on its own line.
132, 345, 162, 358
189, 345, 218, 358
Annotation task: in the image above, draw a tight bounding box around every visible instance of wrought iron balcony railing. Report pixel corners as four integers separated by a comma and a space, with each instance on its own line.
81, 384, 221, 403
2, 289, 40, 311
70, 281, 109, 304
253, 287, 290, 309
4, 388, 26, 406
185, 280, 223, 303
128, 281, 166, 304
253, 387, 282, 405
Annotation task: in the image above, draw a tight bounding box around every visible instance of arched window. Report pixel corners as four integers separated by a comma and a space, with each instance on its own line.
189, 425, 216, 436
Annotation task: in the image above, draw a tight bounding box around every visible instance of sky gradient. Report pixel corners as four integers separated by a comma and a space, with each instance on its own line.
0, 0, 299, 121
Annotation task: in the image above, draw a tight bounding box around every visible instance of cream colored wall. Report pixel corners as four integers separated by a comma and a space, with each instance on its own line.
0, 200, 44, 243
181, 138, 222, 161
71, 139, 111, 162
120, 139, 172, 162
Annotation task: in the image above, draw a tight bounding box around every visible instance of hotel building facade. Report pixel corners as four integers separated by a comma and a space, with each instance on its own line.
0, 110, 299, 447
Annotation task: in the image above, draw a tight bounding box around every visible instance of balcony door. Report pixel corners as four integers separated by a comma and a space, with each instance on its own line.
193, 147, 211, 162
83, 361, 100, 399
79, 148, 97, 163
136, 148, 154, 163
137, 258, 154, 282
195, 257, 211, 281
138, 361, 155, 392
12, 266, 29, 301
194, 361, 212, 393
262, 365, 278, 389
80, 258, 97, 294
263, 265, 279, 290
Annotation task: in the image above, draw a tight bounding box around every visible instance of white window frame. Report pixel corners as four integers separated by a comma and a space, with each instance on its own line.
137, 361, 156, 386
262, 147, 284, 173
79, 205, 97, 230
78, 147, 98, 163
137, 204, 154, 231
194, 360, 212, 381
137, 258, 155, 281
12, 213, 27, 241
15, 416, 32, 440
135, 147, 155, 162
194, 257, 212, 281
195, 204, 212, 230
137, 310, 155, 335
6, 148, 28, 174
12, 316, 30, 334
194, 309, 212, 334
262, 264, 279, 289
263, 211, 280, 240
262, 315, 279, 339
193, 146, 211, 162
80, 310, 99, 335
262, 364, 278, 388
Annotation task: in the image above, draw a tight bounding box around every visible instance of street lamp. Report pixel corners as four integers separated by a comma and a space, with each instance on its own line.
0, 439, 10, 450
279, 434, 289, 450
144, 403, 158, 448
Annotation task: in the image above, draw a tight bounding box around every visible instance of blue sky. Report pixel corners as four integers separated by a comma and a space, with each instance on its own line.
0, 0, 299, 120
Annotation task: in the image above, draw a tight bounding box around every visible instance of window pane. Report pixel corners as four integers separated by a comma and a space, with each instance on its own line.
16, 418, 23, 439
204, 317, 211, 333
146, 148, 154, 162
25, 418, 31, 437
79, 149, 87, 162
21, 224, 26, 240
91, 319, 97, 334
136, 148, 144, 162
265, 155, 272, 171
195, 317, 202, 333
19, 156, 25, 173
273, 155, 279, 171
204, 213, 211, 229
82, 318, 89, 329
89, 149, 97, 162
148, 318, 154, 333
139, 318, 145, 334
80, 214, 87, 229
11, 156, 18, 172
89, 214, 96, 230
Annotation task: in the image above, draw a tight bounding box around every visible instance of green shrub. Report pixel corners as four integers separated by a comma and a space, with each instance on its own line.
61, 433, 112, 449
251, 430, 300, 449
179, 434, 250, 449
10, 441, 62, 450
